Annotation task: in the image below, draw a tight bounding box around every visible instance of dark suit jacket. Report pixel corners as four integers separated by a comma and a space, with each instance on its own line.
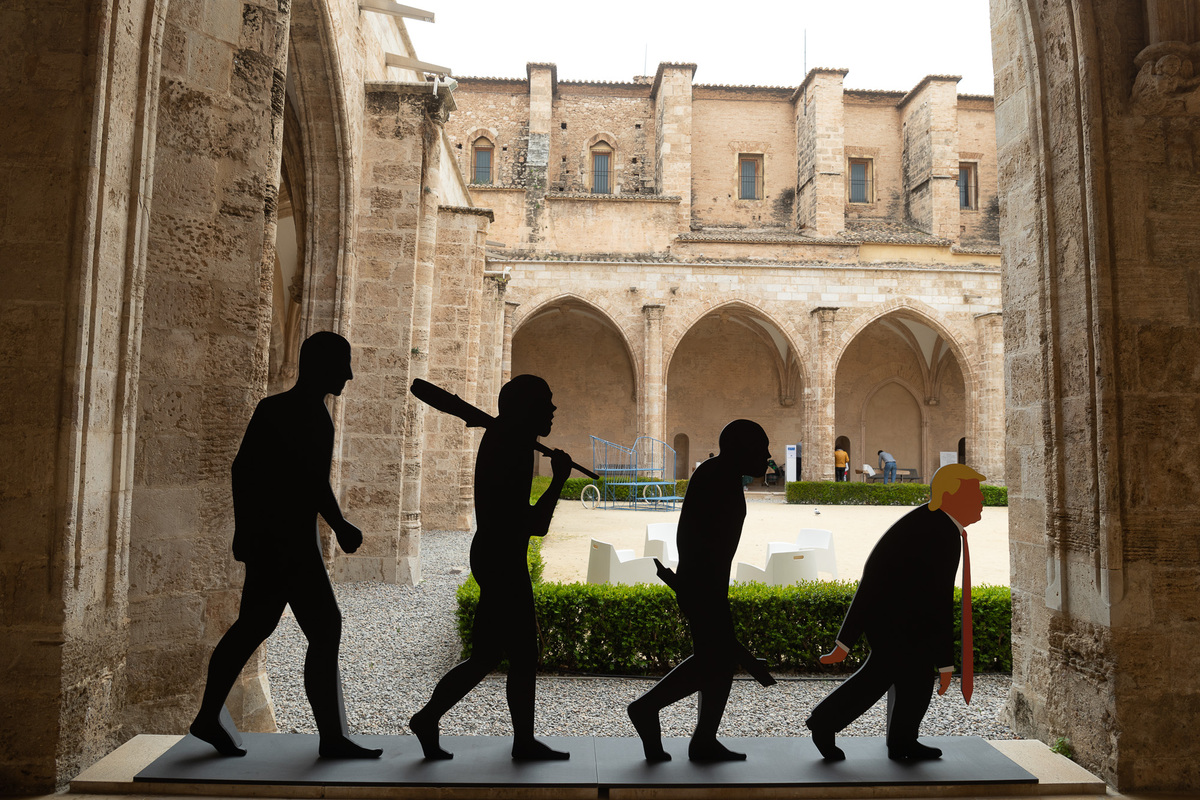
837, 504, 961, 668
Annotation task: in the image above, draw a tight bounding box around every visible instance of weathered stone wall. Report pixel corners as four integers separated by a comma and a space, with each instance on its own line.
794, 69, 848, 236
549, 84, 655, 195
443, 79, 531, 189
844, 95, 905, 221
541, 196, 680, 255
337, 84, 448, 585
0, 0, 159, 786
421, 207, 493, 531
128, 0, 289, 742
652, 64, 695, 226
957, 102, 1000, 243
691, 89, 797, 229
899, 77, 961, 240
993, 0, 1200, 789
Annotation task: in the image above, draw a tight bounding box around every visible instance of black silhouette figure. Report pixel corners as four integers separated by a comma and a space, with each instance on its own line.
190, 332, 381, 760
410, 375, 573, 761
805, 464, 986, 762
628, 419, 776, 763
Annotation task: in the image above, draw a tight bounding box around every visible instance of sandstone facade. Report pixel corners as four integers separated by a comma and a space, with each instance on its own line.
446, 64, 1005, 485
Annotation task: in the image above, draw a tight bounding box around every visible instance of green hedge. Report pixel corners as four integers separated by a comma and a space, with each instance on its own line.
456, 577, 1011, 675
786, 481, 1008, 507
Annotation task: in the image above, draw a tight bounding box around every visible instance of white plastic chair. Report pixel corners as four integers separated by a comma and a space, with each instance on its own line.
734, 548, 820, 586
586, 539, 662, 586
644, 522, 679, 569
783, 528, 838, 580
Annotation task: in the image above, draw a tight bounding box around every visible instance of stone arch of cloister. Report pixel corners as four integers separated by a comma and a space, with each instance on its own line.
831, 303, 974, 481
663, 298, 811, 475
510, 293, 642, 467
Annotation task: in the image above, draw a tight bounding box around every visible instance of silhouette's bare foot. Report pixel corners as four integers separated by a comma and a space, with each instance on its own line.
688, 738, 746, 762
318, 736, 383, 759
410, 709, 452, 760
628, 702, 671, 762
511, 738, 570, 761
189, 716, 246, 757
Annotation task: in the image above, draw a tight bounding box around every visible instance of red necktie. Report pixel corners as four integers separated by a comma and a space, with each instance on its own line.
961, 530, 973, 704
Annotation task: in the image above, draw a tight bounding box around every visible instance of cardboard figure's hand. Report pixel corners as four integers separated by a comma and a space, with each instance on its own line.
335, 520, 363, 554
937, 670, 953, 696
548, 448, 573, 481
819, 643, 849, 664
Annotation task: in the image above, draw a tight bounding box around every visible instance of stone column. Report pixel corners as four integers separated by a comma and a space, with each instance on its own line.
651, 63, 696, 224
128, 0, 289, 747
994, 0, 1200, 789
522, 63, 555, 247
898, 76, 961, 239
422, 206, 493, 532
791, 69, 848, 236
641, 304, 666, 442
502, 300, 519, 385
971, 312, 1005, 482
340, 83, 449, 585
805, 307, 839, 481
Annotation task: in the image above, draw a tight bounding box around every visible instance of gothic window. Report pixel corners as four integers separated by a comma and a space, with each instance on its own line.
472, 138, 493, 185
591, 141, 613, 194
739, 154, 763, 200
849, 158, 874, 204
958, 162, 977, 210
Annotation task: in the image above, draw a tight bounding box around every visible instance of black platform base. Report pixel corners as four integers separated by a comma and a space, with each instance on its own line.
134, 733, 1035, 791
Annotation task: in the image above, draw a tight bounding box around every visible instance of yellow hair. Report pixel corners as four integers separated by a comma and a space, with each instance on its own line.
929, 463, 987, 511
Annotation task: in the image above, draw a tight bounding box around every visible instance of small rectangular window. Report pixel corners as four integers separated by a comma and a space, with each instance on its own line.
592, 151, 611, 194
958, 163, 977, 209
848, 158, 873, 204
472, 144, 493, 185
738, 155, 763, 200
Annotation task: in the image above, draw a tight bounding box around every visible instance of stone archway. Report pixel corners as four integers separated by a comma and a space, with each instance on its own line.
666, 303, 805, 468
511, 297, 639, 470
834, 312, 968, 483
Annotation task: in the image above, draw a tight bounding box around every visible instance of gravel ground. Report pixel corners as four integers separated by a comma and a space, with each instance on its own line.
263, 530, 1018, 742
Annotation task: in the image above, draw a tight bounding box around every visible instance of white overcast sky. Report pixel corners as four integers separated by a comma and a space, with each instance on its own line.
413, 1, 996, 96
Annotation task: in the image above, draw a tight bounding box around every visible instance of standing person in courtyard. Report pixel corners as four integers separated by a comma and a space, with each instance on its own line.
410, 375, 573, 761
628, 419, 776, 763
805, 464, 986, 762
190, 332, 381, 760
834, 447, 850, 482
877, 449, 897, 484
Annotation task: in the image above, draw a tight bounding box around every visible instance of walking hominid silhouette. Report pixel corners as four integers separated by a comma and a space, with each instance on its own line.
190, 332, 381, 759
628, 419, 777, 762
410, 374, 575, 761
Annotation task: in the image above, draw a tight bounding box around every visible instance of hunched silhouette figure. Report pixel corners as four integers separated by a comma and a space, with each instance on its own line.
189, 332, 381, 760
628, 419, 776, 763
805, 463, 986, 762
410, 374, 573, 761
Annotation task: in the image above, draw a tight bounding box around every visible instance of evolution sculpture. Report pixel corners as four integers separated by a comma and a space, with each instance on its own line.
805, 463, 986, 762
409, 375, 595, 761
190, 332, 381, 759
628, 419, 777, 762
